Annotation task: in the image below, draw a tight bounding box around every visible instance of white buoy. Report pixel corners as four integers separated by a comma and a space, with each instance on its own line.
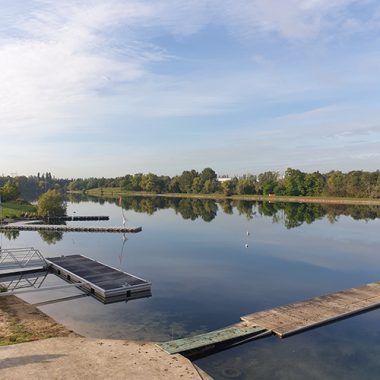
245, 244, 249, 248
246, 231, 250, 236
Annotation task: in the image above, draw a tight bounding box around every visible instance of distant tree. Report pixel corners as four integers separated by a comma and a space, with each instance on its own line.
284, 168, 306, 196
221, 180, 234, 196
326, 171, 346, 197
0, 181, 20, 201
37, 190, 66, 218
131, 173, 143, 191
168, 177, 180, 193
178, 170, 198, 193
191, 177, 204, 193
236, 177, 255, 195
200, 168, 217, 182
304, 172, 325, 196
140, 173, 160, 193
202, 179, 218, 194
258, 172, 278, 194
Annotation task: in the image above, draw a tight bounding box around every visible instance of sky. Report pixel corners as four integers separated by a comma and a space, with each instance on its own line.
0, 0, 380, 178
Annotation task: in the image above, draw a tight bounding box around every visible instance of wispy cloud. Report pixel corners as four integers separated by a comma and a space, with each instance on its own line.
0, 0, 379, 175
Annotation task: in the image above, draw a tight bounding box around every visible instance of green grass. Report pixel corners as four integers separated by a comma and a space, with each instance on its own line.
0, 200, 37, 219
85, 188, 380, 206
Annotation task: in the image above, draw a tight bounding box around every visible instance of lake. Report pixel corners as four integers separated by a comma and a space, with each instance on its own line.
2, 196, 380, 379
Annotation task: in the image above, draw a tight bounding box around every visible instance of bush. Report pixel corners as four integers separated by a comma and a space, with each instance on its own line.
37, 190, 66, 218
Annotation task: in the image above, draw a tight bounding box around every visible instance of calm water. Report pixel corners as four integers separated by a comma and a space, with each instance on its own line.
2, 196, 380, 379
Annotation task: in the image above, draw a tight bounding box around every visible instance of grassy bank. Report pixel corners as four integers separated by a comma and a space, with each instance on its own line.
85, 187, 380, 206
0, 296, 76, 346
0, 200, 36, 219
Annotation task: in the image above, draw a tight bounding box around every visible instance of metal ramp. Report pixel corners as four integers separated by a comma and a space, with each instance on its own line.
0, 247, 48, 292
0, 247, 47, 276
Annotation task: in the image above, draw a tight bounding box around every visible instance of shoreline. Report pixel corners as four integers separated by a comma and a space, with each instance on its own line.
84, 188, 380, 206
0, 295, 210, 379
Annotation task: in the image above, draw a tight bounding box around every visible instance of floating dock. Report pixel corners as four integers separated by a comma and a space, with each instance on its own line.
160, 280, 380, 357
46, 255, 151, 303
0, 224, 142, 233
241, 281, 380, 337
0, 248, 151, 304
46, 216, 109, 221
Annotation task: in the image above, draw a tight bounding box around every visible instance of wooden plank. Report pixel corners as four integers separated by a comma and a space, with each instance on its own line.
241, 281, 380, 337
159, 325, 268, 355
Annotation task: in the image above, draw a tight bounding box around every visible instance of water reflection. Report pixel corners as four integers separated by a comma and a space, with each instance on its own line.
87, 195, 380, 228
38, 230, 64, 245
2, 230, 20, 240
2, 197, 380, 379
0, 271, 48, 292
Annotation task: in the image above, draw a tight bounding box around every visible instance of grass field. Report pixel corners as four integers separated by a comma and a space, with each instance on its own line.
0, 200, 36, 219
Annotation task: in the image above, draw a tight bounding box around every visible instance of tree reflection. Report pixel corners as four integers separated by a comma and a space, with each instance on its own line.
2, 230, 20, 240
38, 230, 63, 245
235, 201, 255, 220
89, 195, 380, 229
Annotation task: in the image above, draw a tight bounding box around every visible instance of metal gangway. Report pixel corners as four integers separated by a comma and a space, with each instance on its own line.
0, 247, 48, 292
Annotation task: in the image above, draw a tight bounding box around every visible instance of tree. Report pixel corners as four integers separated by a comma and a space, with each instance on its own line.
304, 172, 325, 196
191, 177, 204, 193
221, 180, 234, 196
200, 168, 217, 182
178, 170, 198, 193
202, 179, 218, 194
326, 171, 346, 197
37, 190, 66, 218
236, 177, 255, 195
284, 168, 306, 196
140, 173, 160, 193
258, 172, 278, 194
0, 181, 20, 201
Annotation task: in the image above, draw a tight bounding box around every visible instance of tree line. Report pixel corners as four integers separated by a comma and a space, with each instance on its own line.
0, 172, 68, 200
73, 168, 380, 199
1, 168, 380, 200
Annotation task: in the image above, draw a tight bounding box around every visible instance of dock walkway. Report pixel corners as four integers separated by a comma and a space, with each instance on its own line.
241, 281, 380, 337
160, 280, 380, 357
0, 224, 142, 233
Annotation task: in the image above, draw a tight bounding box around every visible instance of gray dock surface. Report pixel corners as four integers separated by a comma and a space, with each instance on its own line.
46, 255, 151, 303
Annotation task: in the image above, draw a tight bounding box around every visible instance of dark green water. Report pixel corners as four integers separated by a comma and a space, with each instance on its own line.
2, 196, 380, 379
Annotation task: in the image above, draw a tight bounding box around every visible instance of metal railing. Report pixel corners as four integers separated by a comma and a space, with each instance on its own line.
0, 247, 47, 270
0, 247, 48, 293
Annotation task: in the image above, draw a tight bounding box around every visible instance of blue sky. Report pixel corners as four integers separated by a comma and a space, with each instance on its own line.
0, 0, 379, 178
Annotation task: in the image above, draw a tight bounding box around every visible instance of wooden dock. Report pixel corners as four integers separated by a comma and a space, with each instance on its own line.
160, 280, 380, 357
241, 281, 380, 337
0, 224, 142, 233
46, 255, 151, 303
159, 324, 270, 358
